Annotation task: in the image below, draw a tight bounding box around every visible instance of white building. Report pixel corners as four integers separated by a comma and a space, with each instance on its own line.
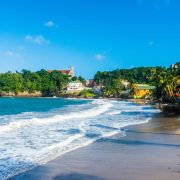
121, 79, 129, 87
67, 80, 84, 91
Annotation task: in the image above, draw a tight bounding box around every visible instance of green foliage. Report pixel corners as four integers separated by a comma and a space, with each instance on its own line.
78, 89, 96, 98
71, 76, 78, 81
78, 76, 86, 86
94, 62, 180, 101
94, 67, 163, 85
49, 71, 69, 95
103, 79, 125, 97
0, 69, 70, 96
149, 65, 180, 102
71, 76, 86, 86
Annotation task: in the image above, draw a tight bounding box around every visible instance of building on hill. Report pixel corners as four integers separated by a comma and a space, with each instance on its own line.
121, 79, 129, 88
48, 66, 74, 77
67, 80, 84, 91
133, 84, 155, 99
171, 64, 178, 69
86, 79, 94, 87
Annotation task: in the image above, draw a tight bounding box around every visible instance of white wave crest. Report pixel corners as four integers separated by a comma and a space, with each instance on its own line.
107, 110, 121, 115
0, 100, 113, 134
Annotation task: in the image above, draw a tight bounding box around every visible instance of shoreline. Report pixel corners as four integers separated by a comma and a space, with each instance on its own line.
10, 112, 180, 180
3, 96, 179, 115
0, 95, 157, 104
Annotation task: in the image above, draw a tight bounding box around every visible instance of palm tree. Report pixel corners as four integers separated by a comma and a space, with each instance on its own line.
150, 68, 177, 103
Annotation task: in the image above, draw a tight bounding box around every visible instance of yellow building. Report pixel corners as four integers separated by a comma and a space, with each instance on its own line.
133, 84, 155, 99
174, 85, 180, 97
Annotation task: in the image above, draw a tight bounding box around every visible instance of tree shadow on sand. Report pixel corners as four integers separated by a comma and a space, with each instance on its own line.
53, 173, 106, 180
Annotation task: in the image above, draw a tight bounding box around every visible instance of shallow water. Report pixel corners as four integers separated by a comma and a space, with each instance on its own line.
0, 97, 160, 179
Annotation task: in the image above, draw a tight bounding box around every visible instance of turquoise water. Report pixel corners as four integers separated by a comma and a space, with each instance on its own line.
0, 97, 88, 116
0, 97, 160, 179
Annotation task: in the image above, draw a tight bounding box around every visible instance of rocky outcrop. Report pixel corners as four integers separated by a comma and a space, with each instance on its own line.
0, 91, 42, 97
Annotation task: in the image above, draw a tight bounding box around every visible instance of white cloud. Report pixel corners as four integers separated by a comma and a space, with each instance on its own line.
4, 50, 21, 58
44, 20, 58, 28
25, 35, 50, 45
5, 50, 14, 56
95, 53, 106, 61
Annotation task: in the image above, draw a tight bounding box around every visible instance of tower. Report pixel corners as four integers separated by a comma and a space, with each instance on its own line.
69, 66, 74, 77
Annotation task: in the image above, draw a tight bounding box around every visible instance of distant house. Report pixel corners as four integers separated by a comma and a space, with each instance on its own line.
48, 66, 74, 77
133, 84, 155, 99
121, 79, 129, 88
174, 85, 180, 97
171, 64, 178, 69
86, 79, 94, 87
67, 80, 84, 91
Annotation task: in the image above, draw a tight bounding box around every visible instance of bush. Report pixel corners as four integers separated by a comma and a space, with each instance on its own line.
78, 89, 96, 98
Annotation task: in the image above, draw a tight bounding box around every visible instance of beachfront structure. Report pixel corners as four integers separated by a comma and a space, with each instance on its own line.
67, 80, 84, 91
133, 84, 155, 99
48, 66, 74, 77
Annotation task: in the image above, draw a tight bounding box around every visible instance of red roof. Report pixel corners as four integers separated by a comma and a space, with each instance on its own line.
48, 70, 70, 75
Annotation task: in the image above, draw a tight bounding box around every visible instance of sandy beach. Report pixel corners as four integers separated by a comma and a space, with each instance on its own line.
9, 113, 180, 180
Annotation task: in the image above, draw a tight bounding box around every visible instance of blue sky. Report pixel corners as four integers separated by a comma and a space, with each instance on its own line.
0, 0, 179, 78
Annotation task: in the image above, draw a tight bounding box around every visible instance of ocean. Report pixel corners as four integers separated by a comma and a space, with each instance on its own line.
0, 97, 160, 179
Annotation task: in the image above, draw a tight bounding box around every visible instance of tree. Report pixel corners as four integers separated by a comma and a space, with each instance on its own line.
94, 64, 179, 101
78, 76, 86, 86
0, 69, 70, 96
71, 76, 78, 81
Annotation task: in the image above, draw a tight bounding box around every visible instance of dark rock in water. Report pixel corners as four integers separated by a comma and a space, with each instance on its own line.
160, 103, 180, 115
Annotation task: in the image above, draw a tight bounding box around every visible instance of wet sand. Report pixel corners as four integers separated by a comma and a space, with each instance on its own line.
11, 113, 180, 180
